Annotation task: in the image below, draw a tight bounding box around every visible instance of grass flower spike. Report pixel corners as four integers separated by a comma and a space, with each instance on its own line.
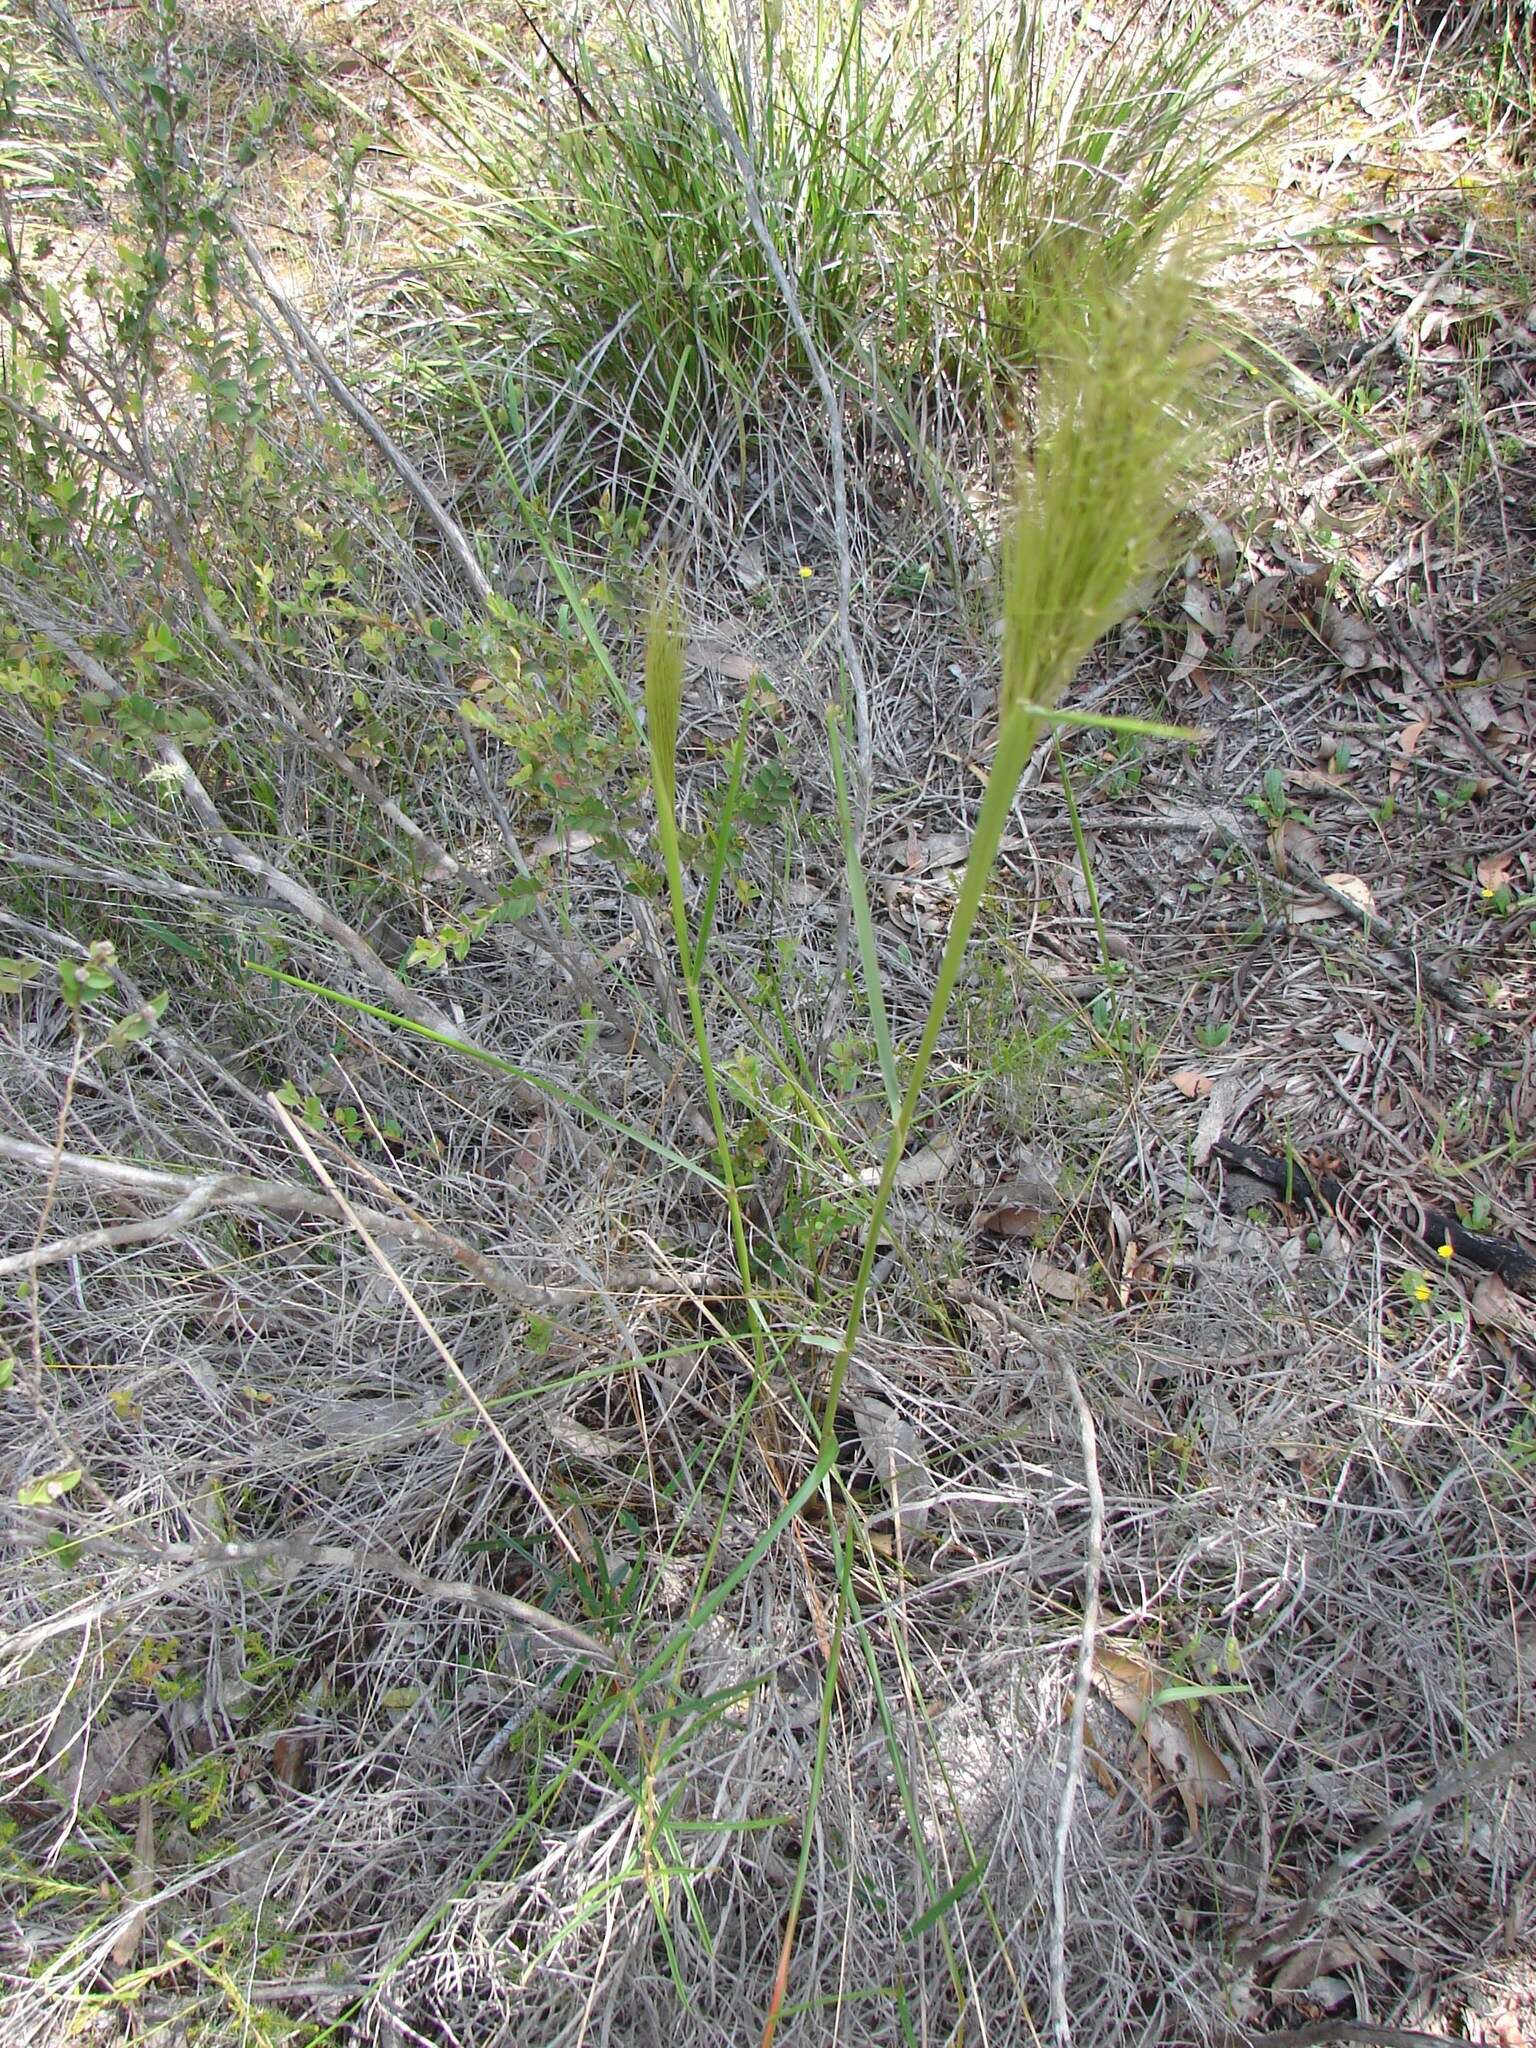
1003, 258, 1206, 725
827, 257, 1211, 1439
644, 582, 684, 822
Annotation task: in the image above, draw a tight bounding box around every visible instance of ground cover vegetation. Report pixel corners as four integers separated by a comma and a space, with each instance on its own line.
1, 0, 1534, 2044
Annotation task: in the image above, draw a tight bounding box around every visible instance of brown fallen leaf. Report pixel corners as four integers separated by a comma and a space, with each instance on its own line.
1169, 1068, 1213, 1099
859, 1134, 957, 1191
910, 830, 971, 873
1203, 514, 1240, 580
1478, 647, 1534, 688
1459, 684, 1500, 734
504, 1113, 551, 1193
1477, 851, 1517, 893
532, 828, 599, 859
977, 1203, 1047, 1238
1023, 1254, 1090, 1304
1292, 872, 1377, 923
1181, 580, 1227, 636
1092, 1643, 1233, 1833
1471, 1273, 1536, 1341
690, 635, 759, 682
61, 1711, 165, 1811
1318, 602, 1378, 670
1123, 1243, 1176, 1301
1389, 717, 1430, 791
548, 1413, 629, 1464
885, 871, 959, 938
1168, 621, 1209, 687
1268, 816, 1323, 878
1228, 621, 1262, 665
1243, 573, 1289, 637
110, 1792, 157, 1971
1328, 871, 1376, 912
1272, 1936, 1381, 1997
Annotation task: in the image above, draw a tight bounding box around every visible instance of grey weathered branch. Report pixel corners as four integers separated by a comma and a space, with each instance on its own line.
2, 1529, 611, 1668
227, 218, 496, 611
0, 1133, 625, 1311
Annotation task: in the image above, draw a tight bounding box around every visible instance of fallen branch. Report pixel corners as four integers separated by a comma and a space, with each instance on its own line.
1236, 1730, 1536, 1967
1212, 1139, 1536, 1296
2, 1530, 612, 1669
0, 1133, 693, 1311
226, 219, 496, 611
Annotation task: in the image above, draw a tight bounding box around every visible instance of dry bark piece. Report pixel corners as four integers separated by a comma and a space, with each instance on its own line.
271, 1732, 311, 1791
1193, 1072, 1251, 1167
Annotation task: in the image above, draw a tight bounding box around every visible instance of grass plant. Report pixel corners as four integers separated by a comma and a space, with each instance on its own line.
392, 0, 1247, 494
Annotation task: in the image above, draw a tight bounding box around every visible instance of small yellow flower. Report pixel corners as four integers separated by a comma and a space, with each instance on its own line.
1481, 886, 1497, 901
799, 564, 814, 579
1413, 1282, 1432, 1302
1436, 1240, 1455, 1261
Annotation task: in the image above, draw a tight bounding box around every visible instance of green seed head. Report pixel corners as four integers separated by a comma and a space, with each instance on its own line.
1002, 256, 1208, 722
644, 582, 685, 816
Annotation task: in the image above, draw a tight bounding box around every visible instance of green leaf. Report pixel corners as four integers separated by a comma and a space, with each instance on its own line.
137, 621, 181, 664
18, 1467, 82, 1508
907, 1858, 986, 1937
1149, 1680, 1250, 1710
0, 956, 44, 996
106, 991, 169, 1049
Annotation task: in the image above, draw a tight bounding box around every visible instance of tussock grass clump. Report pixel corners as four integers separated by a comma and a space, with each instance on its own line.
399, 0, 1248, 493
